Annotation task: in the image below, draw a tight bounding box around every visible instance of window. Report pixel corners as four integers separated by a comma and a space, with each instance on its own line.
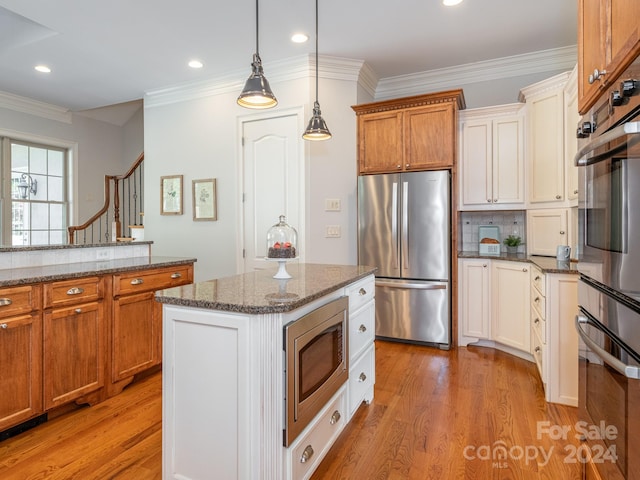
2, 139, 68, 245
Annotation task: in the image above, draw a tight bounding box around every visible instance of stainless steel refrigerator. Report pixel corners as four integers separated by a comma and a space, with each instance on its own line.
357, 170, 450, 348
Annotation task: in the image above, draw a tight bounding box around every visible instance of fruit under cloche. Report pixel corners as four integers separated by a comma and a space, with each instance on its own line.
266, 215, 298, 259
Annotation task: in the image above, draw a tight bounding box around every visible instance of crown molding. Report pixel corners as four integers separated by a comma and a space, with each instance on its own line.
459, 102, 525, 121
518, 70, 572, 102
0, 90, 72, 123
374, 45, 578, 100
145, 55, 365, 108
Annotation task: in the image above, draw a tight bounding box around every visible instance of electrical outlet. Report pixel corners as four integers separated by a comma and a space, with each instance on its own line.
96, 249, 110, 260
326, 225, 341, 238
325, 198, 341, 212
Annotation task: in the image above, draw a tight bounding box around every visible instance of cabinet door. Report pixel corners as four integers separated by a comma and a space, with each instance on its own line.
112, 291, 158, 381
44, 301, 104, 409
493, 115, 524, 204
492, 261, 530, 352
0, 313, 43, 431
609, 0, 640, 81
460, 260, 490, 339
526, 209, 569, 256
358, 111, 403, 174
565, 71, 580, 202
578, 0, 606, 113
460, 119, 492, 206
405, 103, 454, 170
528, 89, 565, 203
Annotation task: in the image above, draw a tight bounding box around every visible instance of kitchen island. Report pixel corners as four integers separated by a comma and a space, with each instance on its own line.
156, 263, 376, 480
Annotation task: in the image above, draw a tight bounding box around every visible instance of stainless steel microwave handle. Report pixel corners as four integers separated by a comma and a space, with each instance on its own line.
376, 280, 446, 290
575, 315, 640, 379
575, 121, 640, 166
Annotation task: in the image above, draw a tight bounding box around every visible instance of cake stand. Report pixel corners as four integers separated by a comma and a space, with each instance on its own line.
265, 257, 297, 279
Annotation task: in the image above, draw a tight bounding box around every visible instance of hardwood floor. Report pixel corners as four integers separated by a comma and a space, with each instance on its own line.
0, 341, 580, 479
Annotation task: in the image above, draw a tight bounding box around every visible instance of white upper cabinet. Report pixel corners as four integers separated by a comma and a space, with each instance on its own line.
564, 66, 580, 204
459, 104, 525, 210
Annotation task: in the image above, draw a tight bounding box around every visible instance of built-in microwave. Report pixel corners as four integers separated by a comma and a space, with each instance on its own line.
283, 296, 348, 446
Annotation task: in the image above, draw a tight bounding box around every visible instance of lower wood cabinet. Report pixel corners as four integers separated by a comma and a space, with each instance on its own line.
0, 284, 43, 431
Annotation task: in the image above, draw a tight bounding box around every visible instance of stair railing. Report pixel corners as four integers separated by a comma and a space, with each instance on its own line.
68, 152, 144, 244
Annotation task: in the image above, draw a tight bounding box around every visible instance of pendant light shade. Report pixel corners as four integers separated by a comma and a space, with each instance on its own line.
303, 0, 331, 140
237, 0, 277, 109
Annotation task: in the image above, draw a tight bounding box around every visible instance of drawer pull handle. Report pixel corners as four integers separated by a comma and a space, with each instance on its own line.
535, 346, 541, 354
358, 372, 367, 382
358, 324, 367, 333
330, 410, 341, 425
130, 278, 144, 285
358, 288, 366, 296
300, 445, 314, 463
170, 273, 182, 279
75, 308, 82, 314
534, 276, 540, 281
0, 298, 12, 306
67, 287, 85, 295
0, 323, 7, 329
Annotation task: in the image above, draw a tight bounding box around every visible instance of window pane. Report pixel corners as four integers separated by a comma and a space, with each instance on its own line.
11, 144, 28, 171
30, 147, 47, 175
31, 231, 49, 245
32, 203, 49, 230
50, 203, 64, 229
49, 150, 64, 176
30, 174, 46, 200
11, 172, 24, 199
12, 230, 29, 246
48, 176, 63, 202
13, 201, 29, 229
49, 230, 64, 245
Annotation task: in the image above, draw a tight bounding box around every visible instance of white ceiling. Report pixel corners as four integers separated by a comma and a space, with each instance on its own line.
0, 0, 577, 114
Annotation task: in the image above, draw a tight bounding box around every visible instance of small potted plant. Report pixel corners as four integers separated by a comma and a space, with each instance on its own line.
503, 234, 522, 254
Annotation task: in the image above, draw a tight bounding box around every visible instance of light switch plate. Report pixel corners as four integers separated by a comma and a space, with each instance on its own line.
325, 198, 341, 212
326, 225, 341, 238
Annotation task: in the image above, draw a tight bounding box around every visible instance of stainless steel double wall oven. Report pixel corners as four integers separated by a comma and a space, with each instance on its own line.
576, 56, 640, 480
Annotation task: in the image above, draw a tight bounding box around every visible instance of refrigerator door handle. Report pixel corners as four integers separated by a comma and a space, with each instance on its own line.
391, 182, 399, 269
376, 280, 447, 290
401, 181, 409, 271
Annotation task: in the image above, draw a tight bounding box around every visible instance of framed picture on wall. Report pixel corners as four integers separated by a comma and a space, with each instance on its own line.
160, 175, 183, 215
192, 178, 217, 221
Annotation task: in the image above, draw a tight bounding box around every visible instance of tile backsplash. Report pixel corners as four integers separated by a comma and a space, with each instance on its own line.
459, 210, 526, 253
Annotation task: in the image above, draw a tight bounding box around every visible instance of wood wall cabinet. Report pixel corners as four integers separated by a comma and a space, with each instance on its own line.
491, 261, 530, 352
459, 104, 524, 209
111, 264, 193, 391
43, 277, 105, 410
352, 90, 465, 174
578, 0, 640, 114
0, 285, 42, 431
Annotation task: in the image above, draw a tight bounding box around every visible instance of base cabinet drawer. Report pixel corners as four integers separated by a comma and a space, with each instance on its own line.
531, 326, 544, 382
348, 344, 375, 417
349, 302, 375, 361
288, 387, 346, 480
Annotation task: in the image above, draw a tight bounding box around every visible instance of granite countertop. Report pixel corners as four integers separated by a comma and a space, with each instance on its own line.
0, 256, 196, 287
155, 263, 377, 314
0, 241, 153, 252
458, 251, 579, 274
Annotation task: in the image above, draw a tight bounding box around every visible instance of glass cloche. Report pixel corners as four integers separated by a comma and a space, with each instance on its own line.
266, 215, 298, 259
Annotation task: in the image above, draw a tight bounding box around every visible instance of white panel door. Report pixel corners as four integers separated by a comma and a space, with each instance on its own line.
242, 114, 301, 272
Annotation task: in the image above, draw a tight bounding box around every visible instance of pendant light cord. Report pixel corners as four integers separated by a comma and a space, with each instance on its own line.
255, 0, 260, 55
314, 0, 319, 103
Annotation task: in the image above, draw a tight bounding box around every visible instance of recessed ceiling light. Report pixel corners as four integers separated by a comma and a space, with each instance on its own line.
443, 0, 463, 5
34, 65, 51, 73
188, 60, 203, 69
291, 33, 309, 43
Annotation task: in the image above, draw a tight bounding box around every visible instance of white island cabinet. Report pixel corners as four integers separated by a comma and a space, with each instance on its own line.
156, 264, 376, 480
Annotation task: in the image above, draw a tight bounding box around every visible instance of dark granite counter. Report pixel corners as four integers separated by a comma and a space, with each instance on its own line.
0, 241, 153, 252
0, 256, 196, 287
458, 251, 579, 274
155, 263, 377, 314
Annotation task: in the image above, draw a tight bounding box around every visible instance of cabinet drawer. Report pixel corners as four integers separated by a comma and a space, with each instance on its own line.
0, 285, 39, 318
44, 277, 103, 308
531, 326, 544, 381
290, 388, 346, 480
531, 306, 546, 344
531, 267, 545, 296
114, 265, 192, 295
349, 301, 375, 362
348, 344, 375, 417
531, 286, 546, 320
346, 275, 375, 313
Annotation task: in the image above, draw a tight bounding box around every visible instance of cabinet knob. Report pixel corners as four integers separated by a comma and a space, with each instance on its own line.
130, 278, 144, 285
358, 288, 367, 296
534, 276, 540, 281
300, 445, 314, 463
0, 298, 12, 307
170, 272, 182, 279
358, 372, 367, 382
405, 164, 410, 168
396, 165, 401, 169
574, 189, 579, 194
0, 323, 7, 329
535, 297, 540, 303
330, 410, 341, 425
487, 199, 492, 203
534, 318, 540, 324
560, 231, 565, 235
555, 195, 561, 199
67, 287, 85, 295
493, 199, 498, 203
535, 346, 541, 354
588, 68, 607, 84
359, 324, 367, 333
522, 268, 528, 272
74, 308, 82, 314
483, 264, 487, 268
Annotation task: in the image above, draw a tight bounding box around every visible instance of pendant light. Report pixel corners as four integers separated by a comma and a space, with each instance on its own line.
237, 0, 277, 109
302, 0, 331, 140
